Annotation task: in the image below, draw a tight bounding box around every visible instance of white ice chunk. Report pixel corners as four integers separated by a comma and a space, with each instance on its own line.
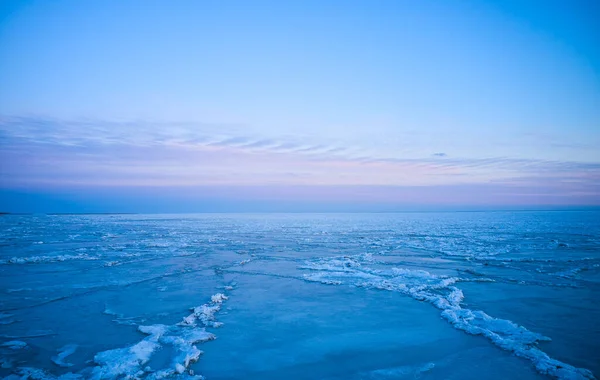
211, 293, 228, 303
92, 336, 161, 379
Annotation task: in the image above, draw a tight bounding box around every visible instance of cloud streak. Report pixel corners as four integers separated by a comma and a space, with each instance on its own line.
1, 115, 599, 205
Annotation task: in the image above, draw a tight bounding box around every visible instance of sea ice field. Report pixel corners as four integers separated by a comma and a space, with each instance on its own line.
0, 211, 599, 380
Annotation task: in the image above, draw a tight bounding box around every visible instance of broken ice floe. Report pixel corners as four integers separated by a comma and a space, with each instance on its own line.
178, 293, 228, 328
90, 293, 227, 379
300, 254, 595, 380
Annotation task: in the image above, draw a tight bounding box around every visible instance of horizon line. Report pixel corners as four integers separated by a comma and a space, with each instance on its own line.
2, 207, 600, 216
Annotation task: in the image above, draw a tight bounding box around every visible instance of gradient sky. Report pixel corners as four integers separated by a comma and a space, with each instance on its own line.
0, 0, 599, 212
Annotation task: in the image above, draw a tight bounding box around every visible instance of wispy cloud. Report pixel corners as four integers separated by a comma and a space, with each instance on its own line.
1, 115, 599, 206
0, 116, 354, 159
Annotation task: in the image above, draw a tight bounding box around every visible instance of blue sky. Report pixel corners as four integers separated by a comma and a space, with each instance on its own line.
0, 0, 599, 212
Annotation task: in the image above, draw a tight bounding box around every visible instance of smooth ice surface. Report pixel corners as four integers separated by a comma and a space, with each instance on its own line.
0, 212, 599, 379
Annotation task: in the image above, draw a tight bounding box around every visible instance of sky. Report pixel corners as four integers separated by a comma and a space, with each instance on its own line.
0, 0, 599, 212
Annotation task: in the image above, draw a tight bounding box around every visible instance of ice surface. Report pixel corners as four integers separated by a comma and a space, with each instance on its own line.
0, 331, 56, 339
0, 313, 16, 326
362, 362, 435, 379
51, 345, 78, 368
301, 253, 596, 379
1, 212, 599, 379
1, 341, 27, 350
0, 254, 99, 265
2, 367, 82, 379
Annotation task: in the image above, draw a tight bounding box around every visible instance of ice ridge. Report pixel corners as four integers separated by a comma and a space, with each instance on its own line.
301, 254, 595, 380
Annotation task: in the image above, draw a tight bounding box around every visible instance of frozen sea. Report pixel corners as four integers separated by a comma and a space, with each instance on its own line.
0, 212, 599, 380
